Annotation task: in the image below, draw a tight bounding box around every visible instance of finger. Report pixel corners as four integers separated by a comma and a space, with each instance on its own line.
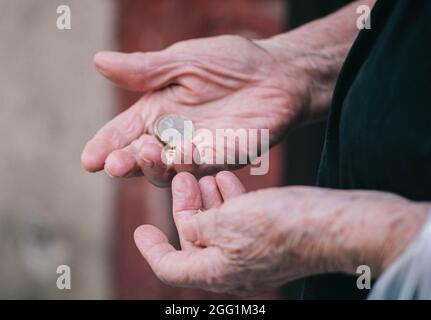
81, 101, 145, 172
103, 134, 158, 175
134, 224, 221, 287
215, 171, 246, 201
103, 137, 154, 178
139, 142, 176, 187
104, 134, 177, 187
181, 209, 216, 246
171, 172, 202, 248
94, 51, 180, 92
199, 176, 223, 209
172, 140, 199, 175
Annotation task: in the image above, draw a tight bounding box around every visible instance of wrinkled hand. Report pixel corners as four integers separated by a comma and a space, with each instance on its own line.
81, 35, 306, 186
134, 172, 428, 296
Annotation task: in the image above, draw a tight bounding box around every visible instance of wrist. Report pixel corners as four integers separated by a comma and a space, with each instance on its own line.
254, 37, 314, 126
330, 197, 429, 277
377, 203, 430, 274
255, 32, 348, 125
254, 0, 367, 125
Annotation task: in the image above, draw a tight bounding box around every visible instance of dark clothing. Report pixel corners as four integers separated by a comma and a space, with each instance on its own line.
305, 0, 431, 299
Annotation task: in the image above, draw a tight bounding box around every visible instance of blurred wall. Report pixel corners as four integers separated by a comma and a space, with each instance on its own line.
0, 0, 115, 298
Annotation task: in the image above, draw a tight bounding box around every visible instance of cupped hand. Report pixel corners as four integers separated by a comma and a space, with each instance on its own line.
134, 173, 315, 296
81, 35, 307, 186
134, 172, 428, 296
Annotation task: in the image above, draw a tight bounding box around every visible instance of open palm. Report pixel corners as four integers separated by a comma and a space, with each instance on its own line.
81, 35, 302, 186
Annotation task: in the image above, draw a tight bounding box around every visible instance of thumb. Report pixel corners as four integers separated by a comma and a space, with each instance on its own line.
93, 51, 180, 92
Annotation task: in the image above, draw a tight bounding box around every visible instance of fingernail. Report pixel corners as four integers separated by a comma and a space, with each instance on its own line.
104, 167, 114, 178
143, 158, 154, 168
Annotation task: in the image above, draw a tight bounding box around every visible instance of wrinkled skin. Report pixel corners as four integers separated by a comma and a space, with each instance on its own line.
81, 35, 309, 186
134, 172, 428, 296
81, 1, 429, 296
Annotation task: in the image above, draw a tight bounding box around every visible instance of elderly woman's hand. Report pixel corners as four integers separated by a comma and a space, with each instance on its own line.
81, 35, 314, 186
134, 172, 428, 296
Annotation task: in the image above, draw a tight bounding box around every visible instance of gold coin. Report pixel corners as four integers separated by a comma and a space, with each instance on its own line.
153, 114, 194, 148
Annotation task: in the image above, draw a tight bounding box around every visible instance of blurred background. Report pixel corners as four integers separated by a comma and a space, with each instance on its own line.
0, 0, 350, 299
